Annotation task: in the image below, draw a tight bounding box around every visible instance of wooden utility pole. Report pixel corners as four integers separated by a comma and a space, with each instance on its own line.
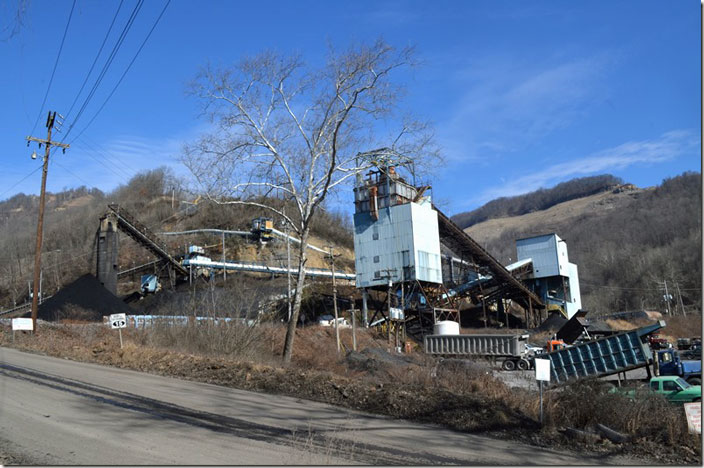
349, 297, 357, 351
663, 280, 671, 315
26, 111, 69, 332
326, 246, 342, 353
675, 282, 686, 317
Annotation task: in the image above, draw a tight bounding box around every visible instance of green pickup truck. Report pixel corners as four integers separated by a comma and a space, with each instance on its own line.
612, 376, 701, 403
649, 376, 701, 403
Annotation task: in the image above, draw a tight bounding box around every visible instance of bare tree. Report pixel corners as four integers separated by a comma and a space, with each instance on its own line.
183, 40, 438, 362
0, 0, 30, 42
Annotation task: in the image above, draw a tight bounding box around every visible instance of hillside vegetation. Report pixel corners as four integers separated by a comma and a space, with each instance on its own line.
0, 168, 353, 309
2, 169, 699, 318
452, 174, 624, 229
463, 172, 701, 315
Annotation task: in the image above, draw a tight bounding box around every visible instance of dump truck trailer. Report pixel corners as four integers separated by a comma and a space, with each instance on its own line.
424, 333, 531, 370
543, 320, 665, 385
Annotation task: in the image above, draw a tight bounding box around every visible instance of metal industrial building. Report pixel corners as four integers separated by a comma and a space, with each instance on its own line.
352, 158, 555, 338
354, 167, 441, 288
516, 233, 582, 318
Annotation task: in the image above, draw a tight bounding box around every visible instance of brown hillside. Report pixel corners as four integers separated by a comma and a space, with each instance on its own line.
464, 186, 650, 247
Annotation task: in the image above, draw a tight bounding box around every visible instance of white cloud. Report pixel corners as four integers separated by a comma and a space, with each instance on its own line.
469, 130, 699, 205
46, 125, 209, 194
439, 53, 613, 163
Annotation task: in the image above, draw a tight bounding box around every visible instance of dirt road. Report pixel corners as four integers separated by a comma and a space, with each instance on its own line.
0, 347, 639, 465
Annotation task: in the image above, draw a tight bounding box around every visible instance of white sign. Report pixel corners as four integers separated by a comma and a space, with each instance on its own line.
684, 402, 701, 434
535, 358, 551, 382
12, 318, 33, 331
109, 313, 127, 329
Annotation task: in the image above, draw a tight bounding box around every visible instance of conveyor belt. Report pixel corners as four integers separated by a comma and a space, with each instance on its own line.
434, 206, 543, 307
106, 204, 188, 278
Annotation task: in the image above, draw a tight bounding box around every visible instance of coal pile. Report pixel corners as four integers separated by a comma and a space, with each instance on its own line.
31, 274, 134, 322
532, 311, 568, 332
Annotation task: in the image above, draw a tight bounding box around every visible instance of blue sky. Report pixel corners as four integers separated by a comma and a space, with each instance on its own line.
0, 0, 700, 216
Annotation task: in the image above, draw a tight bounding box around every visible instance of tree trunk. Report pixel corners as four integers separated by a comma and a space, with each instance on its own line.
282, 228, 309, 363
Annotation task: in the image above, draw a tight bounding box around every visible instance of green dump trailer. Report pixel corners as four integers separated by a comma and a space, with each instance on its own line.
543, 320, 665, 385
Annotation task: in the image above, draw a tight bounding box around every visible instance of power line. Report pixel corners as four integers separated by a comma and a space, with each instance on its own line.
50, 158, 93, 187
74, 143, 134, 181
63, 0, 126, 121
61, 0, 145, 140
28, 0, 77, 137
580, 280, 701, 292
73, 134, 138, 180
69, 0, 171, 143
0, 165, 43, 201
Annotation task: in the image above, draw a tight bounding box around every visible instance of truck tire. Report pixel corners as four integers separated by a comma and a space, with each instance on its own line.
517, 359, 530, 371
687, 377, 701, 386
502, 359, 516, 371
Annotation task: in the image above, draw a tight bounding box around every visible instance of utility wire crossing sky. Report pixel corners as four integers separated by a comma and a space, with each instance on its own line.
0, 0, 699, 215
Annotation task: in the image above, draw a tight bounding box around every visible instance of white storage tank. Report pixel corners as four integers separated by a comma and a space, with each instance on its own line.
433, 320, 460, 335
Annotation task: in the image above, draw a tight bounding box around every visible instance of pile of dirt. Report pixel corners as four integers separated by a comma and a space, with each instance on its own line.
585, 319, 614, 334
34, 274, 134, 322
345, 347, 418, 377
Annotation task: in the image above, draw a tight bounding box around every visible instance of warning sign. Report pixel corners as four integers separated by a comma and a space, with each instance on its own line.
684, 402, 701, 434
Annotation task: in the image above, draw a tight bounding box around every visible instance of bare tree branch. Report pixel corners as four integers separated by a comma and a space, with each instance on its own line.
183, 39, 439, 362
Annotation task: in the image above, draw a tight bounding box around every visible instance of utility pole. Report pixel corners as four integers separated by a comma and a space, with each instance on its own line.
675, 282, 686, 317
26, 111, 69, 332
349, 296, 357, 351
222, 231, 226, 282
663, 280, 671, 316
379, 268, 396, 346
326, 246, 342, 353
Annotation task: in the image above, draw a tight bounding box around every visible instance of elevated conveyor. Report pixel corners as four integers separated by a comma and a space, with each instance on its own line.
183, 257, 355, 281
105, 204, 188, 278
434, 206, 543, 308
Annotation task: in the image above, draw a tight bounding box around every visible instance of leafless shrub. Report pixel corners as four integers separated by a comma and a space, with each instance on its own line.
143, 319, 269, 361
544, 381, 696, 446
134, 277, 278, 360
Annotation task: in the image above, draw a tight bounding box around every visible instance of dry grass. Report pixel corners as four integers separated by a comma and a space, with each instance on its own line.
132, 319, 270, 361
659, 313, 702, 339
604, 318, 646, 331
1, 320, 700, 463
542, 381, 699, 448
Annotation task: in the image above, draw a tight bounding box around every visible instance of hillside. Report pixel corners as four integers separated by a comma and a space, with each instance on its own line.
461, 172, 701, 315
465, 185, 647, 243
0, 168, 354, 310
452, 174, 624, 228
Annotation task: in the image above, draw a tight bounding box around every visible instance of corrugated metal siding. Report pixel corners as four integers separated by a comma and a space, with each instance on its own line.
516, 234, 560, 278
566, 262, 581, 318
411, 202, 441, 283
354, 201, 442, 288
547, 331, 648, 384
424, 334, 523, 357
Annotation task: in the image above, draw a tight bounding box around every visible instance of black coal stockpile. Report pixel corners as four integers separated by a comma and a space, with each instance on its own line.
32, 274, 134, 322
533, 310, 568, 332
